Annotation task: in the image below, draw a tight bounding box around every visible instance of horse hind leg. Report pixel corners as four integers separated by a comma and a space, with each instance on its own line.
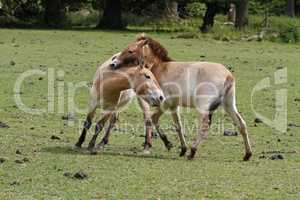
187, 97, 220, 160
223, 87, 252, 161
96, 112, 118, 150
87, 112, 112, 152
188, 112, 211, 160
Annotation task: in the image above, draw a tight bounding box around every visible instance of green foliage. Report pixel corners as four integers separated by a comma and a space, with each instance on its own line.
0, 0, 44, 19
278, 25, 300, 43
248, 0, 291, 16
186, 2, 206, 17
249, 0, 266, 15
200, 0, 292, 16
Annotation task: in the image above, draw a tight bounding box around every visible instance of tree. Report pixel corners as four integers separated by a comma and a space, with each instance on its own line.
235, 0, 248, 28
163, 0, 179, 18
287, 0, 295, 17
227, 3, 236, 23
200, 2, 219, 33
97, 0, 123, 29
44, 0, 65, 27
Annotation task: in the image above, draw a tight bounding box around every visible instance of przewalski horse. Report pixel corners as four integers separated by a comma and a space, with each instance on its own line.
110, 35, 252, 161
74, 54, 165, 153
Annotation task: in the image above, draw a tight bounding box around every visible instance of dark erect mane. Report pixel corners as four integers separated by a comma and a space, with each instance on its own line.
136, 35, 174, 62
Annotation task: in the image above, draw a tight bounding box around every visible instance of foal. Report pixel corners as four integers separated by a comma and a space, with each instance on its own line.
111, 35, 252, 161
74, 55, 165, 153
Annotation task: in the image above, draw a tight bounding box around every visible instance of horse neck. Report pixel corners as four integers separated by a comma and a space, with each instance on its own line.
147, 56, 167, 83
102, 69, 133, 94
116, 67, 138, 90
146, 52, 161, 66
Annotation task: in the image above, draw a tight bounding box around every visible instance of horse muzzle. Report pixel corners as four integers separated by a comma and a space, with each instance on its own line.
148, 92, 165, 107
110, 59, 121, 70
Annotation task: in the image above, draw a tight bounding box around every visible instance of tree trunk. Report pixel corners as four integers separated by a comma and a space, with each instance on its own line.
200, 2, 218, 33
227, 3, 236, 23
178, 1, 188, 18
287, 0, 295, 17
164, 0, 178, 18
44, 0, 64, 27
235, 0, 248, 28
97, 0, 123, 29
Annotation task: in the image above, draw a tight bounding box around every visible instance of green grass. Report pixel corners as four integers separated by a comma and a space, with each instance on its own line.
0, 29, 300, 200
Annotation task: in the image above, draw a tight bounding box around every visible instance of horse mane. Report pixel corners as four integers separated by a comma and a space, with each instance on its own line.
136, 34, 174, 62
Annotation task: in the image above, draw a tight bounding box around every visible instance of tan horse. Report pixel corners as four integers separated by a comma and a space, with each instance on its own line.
74, 54, 165, 153
111, 35, 252, 161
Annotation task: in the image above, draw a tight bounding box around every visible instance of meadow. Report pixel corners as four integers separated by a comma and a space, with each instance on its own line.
0, 28, 299, 200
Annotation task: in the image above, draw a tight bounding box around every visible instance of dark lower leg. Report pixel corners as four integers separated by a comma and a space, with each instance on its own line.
171, 111, 187, 156
75, 115, 92, 148
97, 114, 117, 148
188, 114, 210, 160
226, 108, 252, 161
236, 113, 252, 161
152, 109, 173, 150
87, 113, 111, 150
143, 119, 152, 152
155, 124, 173, 150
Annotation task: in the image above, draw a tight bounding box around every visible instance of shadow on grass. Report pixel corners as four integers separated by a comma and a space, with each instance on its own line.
42, 145, 177, 160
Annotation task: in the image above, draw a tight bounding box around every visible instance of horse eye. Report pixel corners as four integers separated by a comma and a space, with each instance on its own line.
144, 74, 151, 79
128, 50, 133, 54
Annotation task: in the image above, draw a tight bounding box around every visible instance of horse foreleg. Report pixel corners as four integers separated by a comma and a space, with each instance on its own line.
87, 112, 112, 151
171, 108, 187, 156
152, 109, 173, 151
138, 98, 153, 154
188, 113, 210, 160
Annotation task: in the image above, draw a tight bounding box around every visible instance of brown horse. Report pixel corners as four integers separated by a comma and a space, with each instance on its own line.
74, 54, 165, 153
110, 35, 252, 161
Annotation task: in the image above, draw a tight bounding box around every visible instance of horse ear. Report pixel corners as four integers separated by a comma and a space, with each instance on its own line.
138, 39, 148, 47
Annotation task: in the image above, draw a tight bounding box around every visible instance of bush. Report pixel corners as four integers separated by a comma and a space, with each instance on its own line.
278, 25, 300, 43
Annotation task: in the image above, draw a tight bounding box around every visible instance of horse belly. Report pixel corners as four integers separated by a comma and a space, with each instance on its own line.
162, 85, 196, 108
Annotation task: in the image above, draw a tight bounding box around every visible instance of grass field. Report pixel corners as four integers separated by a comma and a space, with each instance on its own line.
0, 29, 299, 200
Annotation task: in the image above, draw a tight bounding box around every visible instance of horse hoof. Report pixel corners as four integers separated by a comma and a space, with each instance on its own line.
179, 147, 187, 157
166, 142, 174, 151
143, 150, 151, 155
243, 152, 252, 161
187, 148, 197, 160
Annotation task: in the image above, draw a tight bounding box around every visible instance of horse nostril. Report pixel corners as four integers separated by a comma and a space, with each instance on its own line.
110, 63, 116, 68
159, 96, 164, 102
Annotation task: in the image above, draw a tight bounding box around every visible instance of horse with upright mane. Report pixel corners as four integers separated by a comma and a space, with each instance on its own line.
74, 54, 165, 153
110, 34, 252, 161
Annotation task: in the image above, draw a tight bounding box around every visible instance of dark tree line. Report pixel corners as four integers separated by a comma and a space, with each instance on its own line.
0, 0, 298, 30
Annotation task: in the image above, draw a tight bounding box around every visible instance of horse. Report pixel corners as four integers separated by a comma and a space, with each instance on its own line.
110, 34, 252, 161
74, 54, 165, 153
